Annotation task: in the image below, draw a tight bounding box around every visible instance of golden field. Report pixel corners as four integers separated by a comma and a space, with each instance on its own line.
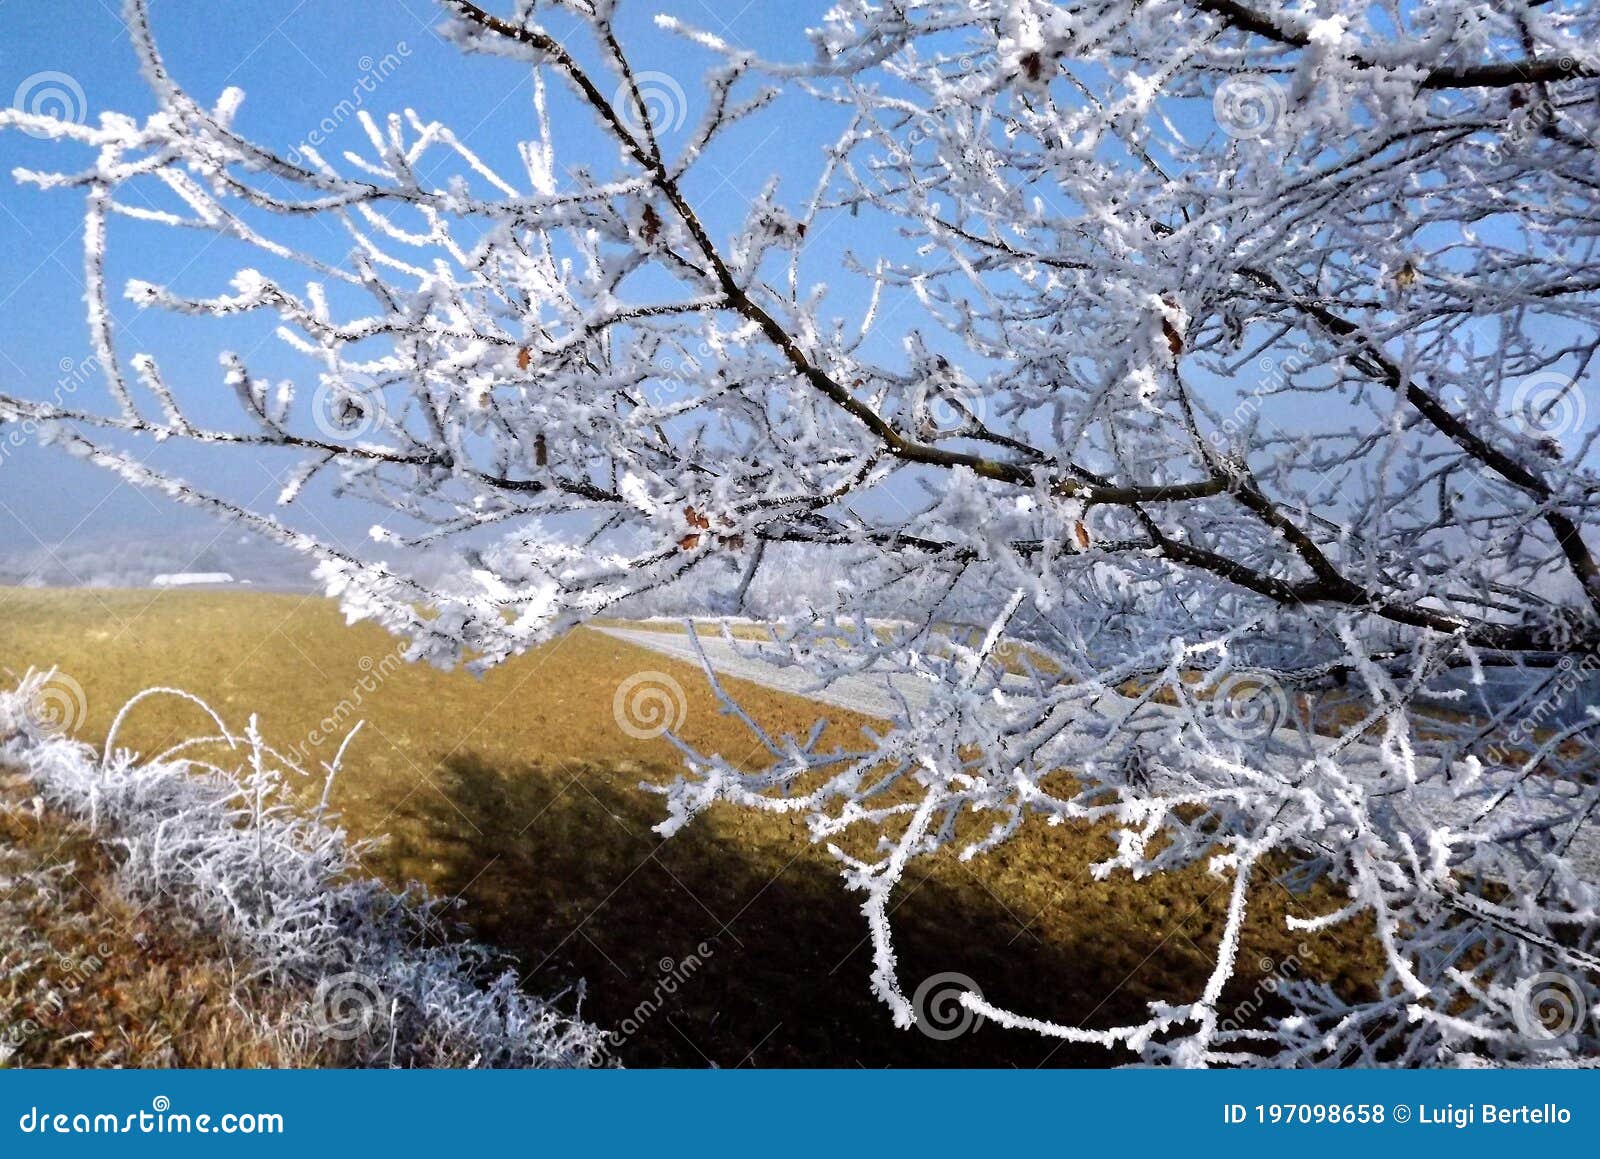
0, 586, 1380, 1066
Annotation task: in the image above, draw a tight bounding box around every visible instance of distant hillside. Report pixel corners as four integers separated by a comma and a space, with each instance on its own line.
0, 529, 317, 591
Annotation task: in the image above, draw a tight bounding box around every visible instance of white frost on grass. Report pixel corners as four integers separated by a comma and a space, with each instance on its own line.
0, 672, 610, 1069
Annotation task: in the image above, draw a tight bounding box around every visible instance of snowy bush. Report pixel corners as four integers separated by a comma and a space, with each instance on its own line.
0, 673, 609, 1068
3, 0, 1600, 1064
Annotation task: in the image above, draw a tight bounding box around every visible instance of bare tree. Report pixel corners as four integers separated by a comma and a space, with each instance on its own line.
4, 0, 1599, 1064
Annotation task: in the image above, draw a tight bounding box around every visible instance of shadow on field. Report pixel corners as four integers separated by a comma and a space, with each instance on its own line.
383, 752, 1257, 1068
0, 591, 1381, 1066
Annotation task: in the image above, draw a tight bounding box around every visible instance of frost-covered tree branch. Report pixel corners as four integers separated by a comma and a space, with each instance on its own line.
3, 0, 1599, 1064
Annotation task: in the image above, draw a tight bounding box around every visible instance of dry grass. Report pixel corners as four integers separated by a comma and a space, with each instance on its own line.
0, 766, 325, 1067
1, 586, 1381, 1066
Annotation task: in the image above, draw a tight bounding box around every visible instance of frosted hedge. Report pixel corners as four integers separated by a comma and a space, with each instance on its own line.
0, 674, 609, 1069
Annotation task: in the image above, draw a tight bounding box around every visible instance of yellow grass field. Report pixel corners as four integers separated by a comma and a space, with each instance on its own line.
0, 586, 1379, 1066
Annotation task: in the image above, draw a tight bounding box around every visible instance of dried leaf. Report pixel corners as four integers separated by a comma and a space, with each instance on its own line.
1162, 318, 1184, 356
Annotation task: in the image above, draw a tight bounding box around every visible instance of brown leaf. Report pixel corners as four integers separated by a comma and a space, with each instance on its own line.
680, 506, 709, 550
1074, 520, 1091, 549
1161, 318, 1184, 356
516, 347, 531, 371
1159, 295, 1185, 356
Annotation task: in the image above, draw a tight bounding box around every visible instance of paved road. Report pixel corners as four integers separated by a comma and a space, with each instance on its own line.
597, 625, 929, 719
596, 624, 1600, 879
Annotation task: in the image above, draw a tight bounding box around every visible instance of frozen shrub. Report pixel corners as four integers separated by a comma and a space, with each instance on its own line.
1, 674, 609, 1068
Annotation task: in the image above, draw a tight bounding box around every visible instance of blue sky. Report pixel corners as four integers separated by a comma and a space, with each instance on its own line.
0, 0, 851, 570
5, 3, 1586, 589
